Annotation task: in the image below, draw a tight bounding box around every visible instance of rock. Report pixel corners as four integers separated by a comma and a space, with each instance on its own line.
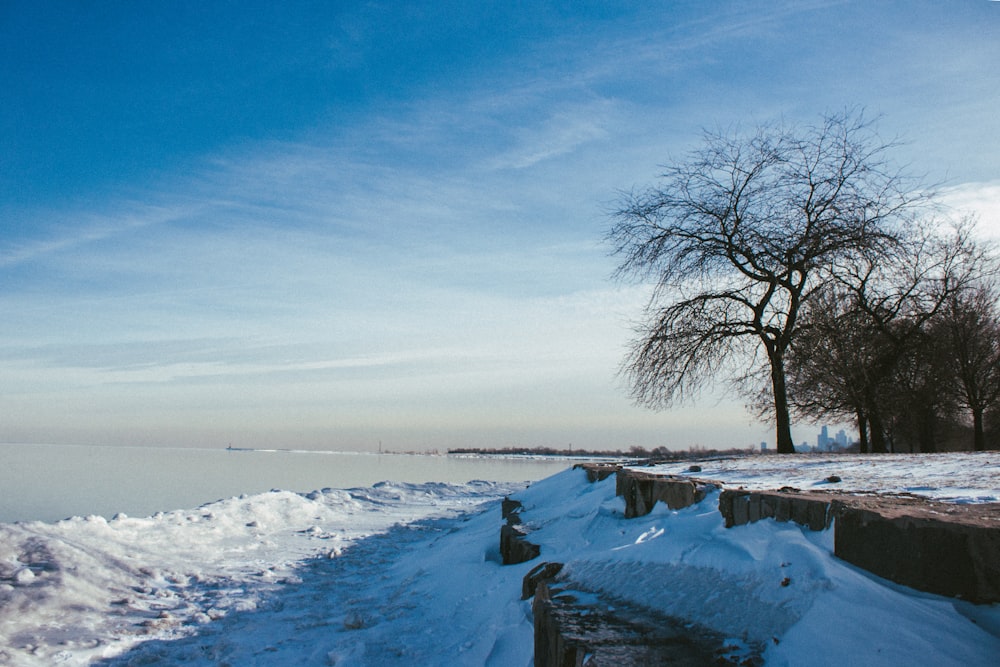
343, 611, 366, 630
13, 568, 35, 585
688, 465, 702, 473
718, 489, 833, 531
522, 561, 563, 600
832, 497, 1000, 604
501, 497, 523, 525
532, 580, 761, 666
616, 470, 718, 518
500, 523, 541, 565
718, 487, 1000, 603
575, 462, 622, 483
580, 465, 1000, 605
499, 496, 542, 564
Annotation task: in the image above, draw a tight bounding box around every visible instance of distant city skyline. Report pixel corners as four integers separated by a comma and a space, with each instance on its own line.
1, 1, 998, 451
815, 426, 852, 452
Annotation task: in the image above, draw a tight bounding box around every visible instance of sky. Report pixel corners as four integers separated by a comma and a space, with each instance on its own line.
1, 1, 999, 453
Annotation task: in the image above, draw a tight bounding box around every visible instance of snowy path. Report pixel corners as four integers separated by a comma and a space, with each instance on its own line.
94, 509, 536, 666
0, 482, 532, 667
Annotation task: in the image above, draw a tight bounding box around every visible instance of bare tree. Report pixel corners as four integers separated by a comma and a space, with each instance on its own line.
943, 282, 1000, 451
609, 110, 919, 453
842, 220, 986, 452
786, 287, 879, 452
789, 219, 988, 452
888, 324, 961, 453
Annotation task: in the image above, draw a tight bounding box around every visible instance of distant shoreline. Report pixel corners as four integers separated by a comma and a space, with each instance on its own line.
446, 446, 753, 461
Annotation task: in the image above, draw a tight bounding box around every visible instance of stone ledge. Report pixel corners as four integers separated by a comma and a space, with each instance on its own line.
522, 561, 563, 600
719, 488, 835, 531
575, 462, 621, 483
718, 487, 1000, 602
501, 496, 524, 525
575, 463, 1000, 603
831, 495, 1000, 604
500, 497, 541, 565
532, 579, 761, 667
615, 470, 720, 518
517, 463, 999, 663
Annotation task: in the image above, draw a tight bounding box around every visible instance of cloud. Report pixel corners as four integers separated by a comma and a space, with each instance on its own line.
485, 102, 614, 170
0, 203, 195, 269
938, 181, 1000, 239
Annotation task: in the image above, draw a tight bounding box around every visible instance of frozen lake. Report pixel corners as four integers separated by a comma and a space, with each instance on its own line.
0, 443, 575, 523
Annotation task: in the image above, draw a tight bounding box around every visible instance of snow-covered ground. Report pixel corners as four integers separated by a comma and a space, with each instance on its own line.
632, 451, 1000, 504
1, 452, 998, 666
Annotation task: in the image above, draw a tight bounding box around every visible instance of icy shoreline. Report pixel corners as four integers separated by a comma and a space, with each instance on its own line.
1, 453, 999, 665
0, 481, 523, 666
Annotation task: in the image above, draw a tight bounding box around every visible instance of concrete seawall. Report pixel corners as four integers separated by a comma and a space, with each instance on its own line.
611, 465, 1000, 603
518, 463, 1000, 665
717, 485, 1000, 604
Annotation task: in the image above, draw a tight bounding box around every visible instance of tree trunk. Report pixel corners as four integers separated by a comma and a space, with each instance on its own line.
770, 353, 795, 454
918, 411, 936, 453
869, 410, 888, 454
973, 407, 985, 452
856, 408, 869, 454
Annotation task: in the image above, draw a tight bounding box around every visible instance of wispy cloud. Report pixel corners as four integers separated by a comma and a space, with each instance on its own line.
0, 203, 198, 268
485, 101, 615, 170
939, 180, 1000, 239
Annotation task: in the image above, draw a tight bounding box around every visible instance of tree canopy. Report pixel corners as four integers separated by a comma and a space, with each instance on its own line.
788, 220, 989, 453
609, 110, 923, 453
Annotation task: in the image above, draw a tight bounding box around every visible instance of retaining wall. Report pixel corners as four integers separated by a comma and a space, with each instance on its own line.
509, 463, 1000, 664
607, 465, 1000, 604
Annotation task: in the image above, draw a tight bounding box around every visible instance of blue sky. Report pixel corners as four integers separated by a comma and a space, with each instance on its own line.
2, 1, 999, 451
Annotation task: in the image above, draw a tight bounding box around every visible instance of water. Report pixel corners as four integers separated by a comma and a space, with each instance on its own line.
0, 443, 576, 524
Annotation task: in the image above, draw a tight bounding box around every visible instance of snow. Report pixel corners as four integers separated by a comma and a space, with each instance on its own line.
1, 453, 998, 665
631, 451, 1000, 504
